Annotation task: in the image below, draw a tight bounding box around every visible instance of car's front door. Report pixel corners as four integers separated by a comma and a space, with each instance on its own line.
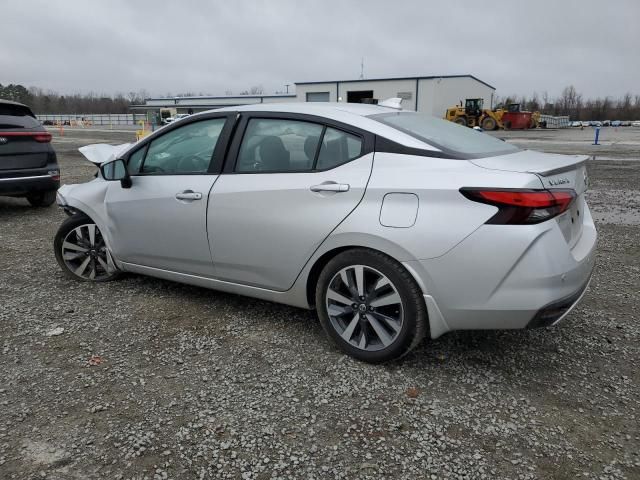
208, 114, 374, 291
104, 115, 231, 276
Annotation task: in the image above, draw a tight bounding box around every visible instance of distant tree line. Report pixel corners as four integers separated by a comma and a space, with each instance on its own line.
495, 85, 640, 121
0, 83, 271, 115
0, 83, 145, 114
3, 82, 639, 120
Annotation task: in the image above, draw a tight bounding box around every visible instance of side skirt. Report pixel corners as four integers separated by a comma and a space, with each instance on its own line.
120, 262, 312, 309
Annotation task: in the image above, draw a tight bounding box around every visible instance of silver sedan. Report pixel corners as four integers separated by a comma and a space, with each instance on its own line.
54, 102, 596, 363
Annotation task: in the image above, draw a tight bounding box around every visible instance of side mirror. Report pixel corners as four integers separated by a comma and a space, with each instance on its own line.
100, 158, 132, 188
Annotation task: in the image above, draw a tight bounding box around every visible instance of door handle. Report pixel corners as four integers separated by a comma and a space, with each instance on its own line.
310, 182, 350, 193
175, 190, 202, 201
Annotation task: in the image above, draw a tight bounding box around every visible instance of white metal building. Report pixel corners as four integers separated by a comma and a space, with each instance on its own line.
133, 74, 495, 118
294, 75, 495, 116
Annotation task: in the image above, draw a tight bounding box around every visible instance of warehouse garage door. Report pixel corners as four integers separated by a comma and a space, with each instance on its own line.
306, 92, 330, 102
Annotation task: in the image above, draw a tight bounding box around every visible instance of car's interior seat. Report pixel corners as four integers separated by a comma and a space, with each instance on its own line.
259, 136, 290, 171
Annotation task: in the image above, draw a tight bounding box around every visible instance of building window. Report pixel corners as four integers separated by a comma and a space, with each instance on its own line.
306, 92, 330, 102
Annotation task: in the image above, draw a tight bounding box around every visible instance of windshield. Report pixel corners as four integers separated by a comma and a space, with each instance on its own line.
370, 112, 519, 158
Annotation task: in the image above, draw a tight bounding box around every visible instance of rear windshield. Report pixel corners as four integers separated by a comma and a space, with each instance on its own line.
0, 103, 39, 129
370, 112, 519, 157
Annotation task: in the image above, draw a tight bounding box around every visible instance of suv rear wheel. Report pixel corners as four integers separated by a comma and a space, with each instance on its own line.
315, 248, 428, 363
27, 190, 56, 207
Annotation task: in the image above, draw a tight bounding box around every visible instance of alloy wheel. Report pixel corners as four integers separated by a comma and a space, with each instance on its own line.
325, 265, 404, 352
60, 224, 115, 281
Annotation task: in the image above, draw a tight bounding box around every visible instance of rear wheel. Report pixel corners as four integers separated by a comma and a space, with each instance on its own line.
54, 214, 120, 282
454, 117, 467, 127
27, 190, 56, 207
315, 249, 428, 363
481, 116, 497, 130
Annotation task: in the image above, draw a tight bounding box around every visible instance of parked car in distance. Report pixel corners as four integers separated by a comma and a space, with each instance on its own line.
591, 121, 602, 127
54, 102, 597, 363
632, 121, 640, 127
0, 99, 59, 206
164, 113, 190, 125
611, 120, 622, 127
571, 121, 582, 127
581, 121, 591, 127
602, 120, 611, 127
621, 121, 632, 127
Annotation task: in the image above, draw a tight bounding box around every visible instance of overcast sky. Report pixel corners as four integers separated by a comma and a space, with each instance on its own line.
1, 0, 637, 100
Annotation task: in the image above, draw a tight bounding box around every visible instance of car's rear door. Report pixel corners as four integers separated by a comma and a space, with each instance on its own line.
207, 113, 374, 291
104, 113, 234, 276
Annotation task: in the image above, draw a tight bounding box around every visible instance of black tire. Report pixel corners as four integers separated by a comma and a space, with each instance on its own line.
481, 116, 497, 130
54, 214, 121, 282
454, 117, 467, 127
27, 190, 56, 207
315, 248, 428, 363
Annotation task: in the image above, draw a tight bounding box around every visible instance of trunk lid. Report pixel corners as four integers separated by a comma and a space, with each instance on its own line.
471, 150, 589, 248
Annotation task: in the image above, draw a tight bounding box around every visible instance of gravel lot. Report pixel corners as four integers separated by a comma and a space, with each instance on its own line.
1, 127, 638, 479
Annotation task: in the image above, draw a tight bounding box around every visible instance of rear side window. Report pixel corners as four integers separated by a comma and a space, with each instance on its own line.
0, 103, 39, 128
236, 119, 323, 172
370, 112, 519, 157
316, 127, 363, 170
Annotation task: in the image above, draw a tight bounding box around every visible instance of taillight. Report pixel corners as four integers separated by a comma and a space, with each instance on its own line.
460, 188, 576, 225
0, 131, 52, 142
34, 132, 52, 143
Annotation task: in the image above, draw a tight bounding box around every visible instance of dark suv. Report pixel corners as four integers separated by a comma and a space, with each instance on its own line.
0, 99, 59, 206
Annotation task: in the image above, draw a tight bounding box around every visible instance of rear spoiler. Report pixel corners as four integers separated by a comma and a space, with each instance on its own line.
78, 143, 132, 165
528, 155, 589, 176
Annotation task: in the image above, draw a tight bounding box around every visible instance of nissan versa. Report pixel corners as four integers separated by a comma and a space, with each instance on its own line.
53, 101, 596, 363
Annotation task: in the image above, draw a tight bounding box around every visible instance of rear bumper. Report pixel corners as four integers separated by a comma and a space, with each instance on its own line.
411, 202, 597, 336
0, 167, 60, 196
526, 275, 592, 328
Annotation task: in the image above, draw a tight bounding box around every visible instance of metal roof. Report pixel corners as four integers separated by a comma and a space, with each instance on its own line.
145, 94, 296, 102
295, 74, 495, 90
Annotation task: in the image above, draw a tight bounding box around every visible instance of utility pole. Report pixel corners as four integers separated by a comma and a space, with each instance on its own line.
360, 58, 364, 79
285, 84, 291, 94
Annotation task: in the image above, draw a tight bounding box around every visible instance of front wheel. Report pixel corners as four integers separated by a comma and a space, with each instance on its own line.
315, 249, 428, 363
453, 117, 467, 127
54, 214, 120, 282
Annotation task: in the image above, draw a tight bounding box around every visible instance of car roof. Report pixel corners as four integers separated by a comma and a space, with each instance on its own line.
199, 102, 437, 151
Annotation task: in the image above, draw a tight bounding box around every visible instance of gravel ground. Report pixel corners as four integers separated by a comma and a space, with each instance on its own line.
1, 128, 638, 479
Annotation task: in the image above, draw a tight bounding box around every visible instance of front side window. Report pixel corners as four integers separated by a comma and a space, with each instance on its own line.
141, 118, 226, 174
127, 146, 146, 174
236, 119, 323, 172
370, 112, 519, 157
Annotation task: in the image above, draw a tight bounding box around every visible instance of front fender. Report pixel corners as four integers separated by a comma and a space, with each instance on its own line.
56, 181, 121, 267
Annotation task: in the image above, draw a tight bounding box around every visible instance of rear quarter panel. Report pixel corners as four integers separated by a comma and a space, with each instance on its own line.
331, 152, 545, 262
